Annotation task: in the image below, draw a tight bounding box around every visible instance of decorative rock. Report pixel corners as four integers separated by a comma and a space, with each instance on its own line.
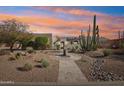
90, 59, 124, 81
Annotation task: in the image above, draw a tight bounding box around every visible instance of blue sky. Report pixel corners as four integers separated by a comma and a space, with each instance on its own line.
0, 6, 124, 39
0, 6, 124, 16
79, 6, 124, 16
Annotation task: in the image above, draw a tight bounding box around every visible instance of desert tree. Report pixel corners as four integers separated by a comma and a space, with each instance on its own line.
0, 19, 30, 52
17, 32, 33, 50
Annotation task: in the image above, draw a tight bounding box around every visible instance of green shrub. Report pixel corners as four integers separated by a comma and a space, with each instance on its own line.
103, 49, 112, 56
68, 44, 80, 53
42, 60, 49, 68
39, 59, 49, 68
27, 48, 35, 54
22, 63, 33, 71
15, 53, 21, 59
33, 36, 49, 50
56, 44, 60, 50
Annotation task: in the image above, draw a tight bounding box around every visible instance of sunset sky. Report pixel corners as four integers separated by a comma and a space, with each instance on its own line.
0, 6, 124, 39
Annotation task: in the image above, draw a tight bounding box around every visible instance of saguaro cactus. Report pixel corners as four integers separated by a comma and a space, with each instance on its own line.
91, 15, 97, 49
79, 30, 86, 51
91, 15, 100, 50
86, 24, 91, 50
79, 15, 100, 52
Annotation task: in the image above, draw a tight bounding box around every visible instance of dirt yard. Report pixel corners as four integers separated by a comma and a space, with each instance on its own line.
1, 49, 124, 84
0, 50, 59, 83
103, 55, 124, 77
75, 55, 94, 81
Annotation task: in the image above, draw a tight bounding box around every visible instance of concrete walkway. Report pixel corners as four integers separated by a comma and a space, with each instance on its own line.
57, 53, 88, 85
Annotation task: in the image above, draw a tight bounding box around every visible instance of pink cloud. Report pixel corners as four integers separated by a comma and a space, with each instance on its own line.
1, 7, 124, 40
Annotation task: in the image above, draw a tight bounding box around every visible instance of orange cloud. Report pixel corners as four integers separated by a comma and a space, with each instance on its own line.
0, 10, 124, 40
34, 6, 109, 18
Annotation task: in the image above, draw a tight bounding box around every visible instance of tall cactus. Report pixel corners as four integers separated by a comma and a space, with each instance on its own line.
79, 15, 100, 52
86, 24, 91, 50
91, 15, 100, 50
96, 25, 100, 47
91, 15, 97, 50
79, 30, 86, 51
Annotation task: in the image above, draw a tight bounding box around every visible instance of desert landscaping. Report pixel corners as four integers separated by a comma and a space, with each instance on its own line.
0, 11, 124, 85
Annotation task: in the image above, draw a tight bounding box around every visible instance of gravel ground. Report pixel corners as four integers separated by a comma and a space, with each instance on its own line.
75, 54, 124, 82
0, 51, 59, 83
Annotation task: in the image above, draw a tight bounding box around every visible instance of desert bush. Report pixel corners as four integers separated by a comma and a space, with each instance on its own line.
26, 48, 35, 54
21, 63, 33, 71
56, 44, 60, 50
103, 49, 112, 56
15, 52, 21, 59
42, 60, 49, 68
54, 41, 61, 50
68, 44, 80, 53
33, 36, 49, 50
38, 59, 49, 68
37, 58, 49, 68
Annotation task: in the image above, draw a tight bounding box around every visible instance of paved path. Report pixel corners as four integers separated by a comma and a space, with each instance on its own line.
56, 53, 88, 85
